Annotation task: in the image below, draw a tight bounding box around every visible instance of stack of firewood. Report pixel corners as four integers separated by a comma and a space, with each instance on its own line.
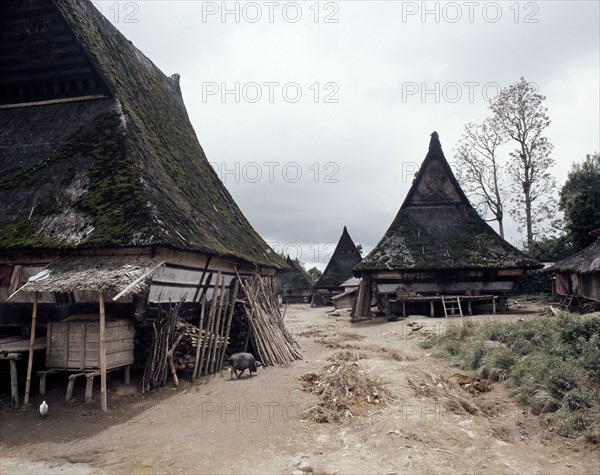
173, 321, 228, 372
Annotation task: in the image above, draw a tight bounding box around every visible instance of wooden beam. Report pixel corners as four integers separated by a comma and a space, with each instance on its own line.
24, 292, 38, 405
112, 260, 166, 301
99, 292, 107, 412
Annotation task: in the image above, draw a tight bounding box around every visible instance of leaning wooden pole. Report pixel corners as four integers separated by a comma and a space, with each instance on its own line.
218, 278, 239, 371
202, 271, 221, 376
209, 280, 228, 374
24, 292, 38, 405
192, 296, 207, 381
99, 292, 107, 412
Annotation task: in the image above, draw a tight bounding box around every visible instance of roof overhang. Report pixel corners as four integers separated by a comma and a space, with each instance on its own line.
8, 256, 165, 301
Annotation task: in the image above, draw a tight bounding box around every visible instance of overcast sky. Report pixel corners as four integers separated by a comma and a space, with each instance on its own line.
97, 0, 600, 270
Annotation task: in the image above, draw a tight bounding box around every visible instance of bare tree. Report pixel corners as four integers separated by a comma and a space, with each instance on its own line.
455, 117, 508, 237
490, 77, 556, 250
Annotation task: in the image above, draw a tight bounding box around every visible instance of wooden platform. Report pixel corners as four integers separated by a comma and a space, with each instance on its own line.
0, 336, 47, 406
387, 295, 498, 318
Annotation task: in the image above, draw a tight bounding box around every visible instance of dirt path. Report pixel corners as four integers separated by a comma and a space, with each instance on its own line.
1, 305, 598, 474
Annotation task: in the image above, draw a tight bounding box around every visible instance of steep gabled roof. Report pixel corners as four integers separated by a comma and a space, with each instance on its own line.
551, 237, 600, 274
0, 0, 284, 269
355, 132, 540, 272
314, 226, 362, 288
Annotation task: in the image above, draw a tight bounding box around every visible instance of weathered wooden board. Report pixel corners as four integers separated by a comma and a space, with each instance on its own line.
46, 318, 133, 370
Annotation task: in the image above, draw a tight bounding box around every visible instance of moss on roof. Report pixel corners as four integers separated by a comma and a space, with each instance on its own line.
0, 0, 284, 269
551, 238, 600, 274
355, 132, 541, 273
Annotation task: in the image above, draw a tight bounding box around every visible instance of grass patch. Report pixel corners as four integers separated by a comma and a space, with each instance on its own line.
422, 313, 600, 441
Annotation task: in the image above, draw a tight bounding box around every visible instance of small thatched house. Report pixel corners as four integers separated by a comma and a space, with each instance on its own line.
312, 227, 362, 305
0, 0, 287, 408
353, 132, 540, 318
277, 256, 313, 303
551, 232, 600, 305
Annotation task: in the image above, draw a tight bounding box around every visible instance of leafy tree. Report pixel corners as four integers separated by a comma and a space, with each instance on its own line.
455, 117, 508, 237
559, 153, 600, 251
490, 77, 556, 250
307, 267, 322, 284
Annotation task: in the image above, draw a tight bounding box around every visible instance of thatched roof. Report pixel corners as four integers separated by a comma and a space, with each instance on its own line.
314, 227, 362, 289
355, 132, 540, 273
551, 237, 600, 274
278, 256, 313, 291
15, 256, 161, 299
0, 0, 284, 269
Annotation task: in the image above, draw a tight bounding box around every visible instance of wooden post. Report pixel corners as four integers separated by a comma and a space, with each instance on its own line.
99, 292, 107, 412
24, 292, 38, 405
218, 278, 239, 371
192, 296, 207, 381
10, 359, 19, 406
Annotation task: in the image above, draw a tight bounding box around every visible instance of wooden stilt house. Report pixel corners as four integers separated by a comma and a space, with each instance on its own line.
277, 256, 313, 304
0, 0, 287, 408
353, 132, 541, 319
312, 227, 362, 306
551, 231, 600, 307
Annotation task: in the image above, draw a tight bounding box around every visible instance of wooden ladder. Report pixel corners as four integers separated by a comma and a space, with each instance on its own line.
441, 295, 463, 318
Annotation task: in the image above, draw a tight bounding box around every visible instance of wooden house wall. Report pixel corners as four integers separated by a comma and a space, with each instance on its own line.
372, 268, 523, 295
0, 246, 277, 324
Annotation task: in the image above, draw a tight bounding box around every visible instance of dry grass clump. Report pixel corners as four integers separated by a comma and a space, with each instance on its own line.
299, 362, 392, 423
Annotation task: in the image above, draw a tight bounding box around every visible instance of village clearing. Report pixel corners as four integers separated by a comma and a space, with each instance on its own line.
1, 304, 598, 475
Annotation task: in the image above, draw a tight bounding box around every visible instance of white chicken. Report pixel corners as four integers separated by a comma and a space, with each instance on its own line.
39, 400, 48, 418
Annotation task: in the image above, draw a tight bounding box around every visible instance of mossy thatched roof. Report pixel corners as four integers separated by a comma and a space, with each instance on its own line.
314, 226, 362, 289
0, 0, 284, 269
551, 237, 600, 274
355, 132, 541, 273
278, 256, 313, 291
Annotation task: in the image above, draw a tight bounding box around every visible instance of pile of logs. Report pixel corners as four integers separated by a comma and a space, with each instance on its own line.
140, 273, 302, 392
172, 320, 228, 372
238, 274, 302, 366
141, 300, 181, 392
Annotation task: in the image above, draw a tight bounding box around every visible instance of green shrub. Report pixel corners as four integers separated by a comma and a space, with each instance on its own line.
422, 312, 600, 441
479, 347, 518, 382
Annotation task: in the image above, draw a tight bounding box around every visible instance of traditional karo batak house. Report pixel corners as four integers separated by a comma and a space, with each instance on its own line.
551, 231, 600, 306
277, 256, 313, 304
0, 0, 286, 407
353, 132, 541, 319
312, 226, 362, 305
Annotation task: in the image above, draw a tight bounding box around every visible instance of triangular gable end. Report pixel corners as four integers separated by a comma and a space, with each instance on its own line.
314, 226, 362, 289
401, 131, 471, 209
0, 0, 110, 107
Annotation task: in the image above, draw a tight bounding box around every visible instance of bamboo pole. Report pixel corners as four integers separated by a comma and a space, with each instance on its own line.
24, 292, 38, 405
218, 278, 239, 371
202, 271, 221, 376
209, 279, 228, 374
99, 292, 107, 412
192, 296, 207, 380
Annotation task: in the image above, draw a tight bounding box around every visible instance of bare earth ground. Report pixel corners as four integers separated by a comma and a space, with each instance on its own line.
1, 303, 599, 474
